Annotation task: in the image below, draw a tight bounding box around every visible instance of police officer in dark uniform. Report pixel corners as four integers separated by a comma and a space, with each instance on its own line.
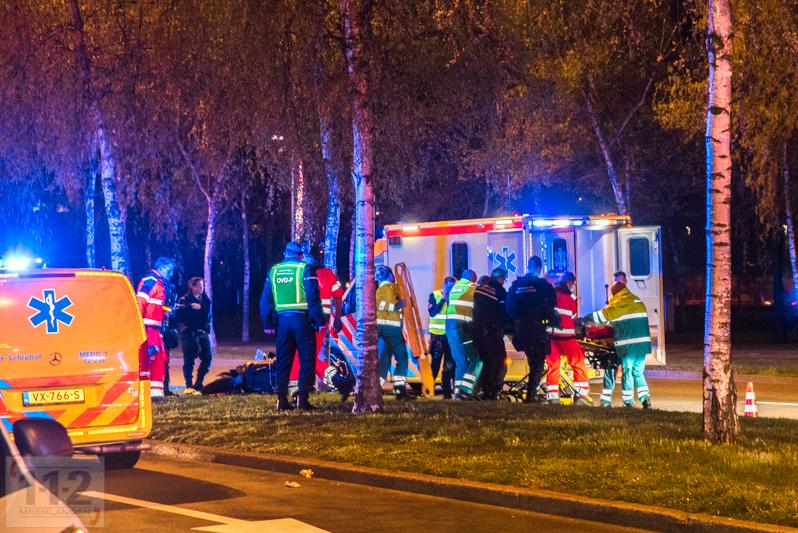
260, 242, 324, 411
474, 267, 510, 400
175, 277, 213, 391
506, 256, 558, 403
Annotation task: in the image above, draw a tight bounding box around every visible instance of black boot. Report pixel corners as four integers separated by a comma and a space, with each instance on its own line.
642, 398, 652, 410
277, 393, 295, 412
297, 392, 316, 411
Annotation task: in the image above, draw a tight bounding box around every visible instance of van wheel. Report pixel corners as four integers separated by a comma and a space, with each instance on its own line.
104, 450, 141, 470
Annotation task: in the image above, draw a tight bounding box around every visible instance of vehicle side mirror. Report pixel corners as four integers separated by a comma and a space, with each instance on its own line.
12, 419, 73, 458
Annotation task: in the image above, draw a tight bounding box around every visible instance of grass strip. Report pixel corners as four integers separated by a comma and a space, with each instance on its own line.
152, 395, 798, 527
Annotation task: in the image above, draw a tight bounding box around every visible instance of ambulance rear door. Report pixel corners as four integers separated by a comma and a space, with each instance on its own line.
617, 226, 665, 364
487, 229, 525, 283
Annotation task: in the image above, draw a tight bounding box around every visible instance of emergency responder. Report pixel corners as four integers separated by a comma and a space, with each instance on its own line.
474, 268, 510, 400
260, 242, 324, 411
176, 277, 213, 391
506, 256, 557, 403
428, 277, 456, 399
136, 257, 176, 400
375, 266, 412, 399
446, 269, 480, 399
288, 245, 345, 387
589, 282, 652, 409
614, 271, 628, 286
546, 272, 591, 405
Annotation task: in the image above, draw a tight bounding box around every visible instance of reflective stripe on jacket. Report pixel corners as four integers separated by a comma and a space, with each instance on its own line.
549, 286, 577, 338
446, 278, 475, 323
591, 287, 651, 354
428, 290, 448, 336
137, 270, 169, 329
376, 281, 402, 328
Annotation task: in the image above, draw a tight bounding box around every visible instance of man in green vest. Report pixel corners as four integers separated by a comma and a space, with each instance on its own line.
445, 269, 481, 399
588, 282, 652, 409
428, 276, 456, 399
260, 242, 324, 411
375, 266, 411, 399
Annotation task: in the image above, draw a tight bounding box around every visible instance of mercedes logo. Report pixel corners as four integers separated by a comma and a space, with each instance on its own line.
48, 352, 62, 366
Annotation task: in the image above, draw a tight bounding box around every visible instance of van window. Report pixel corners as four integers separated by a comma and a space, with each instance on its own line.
628, 237, 651, 277
551, 238, 568, 273
451, 242, 468, 279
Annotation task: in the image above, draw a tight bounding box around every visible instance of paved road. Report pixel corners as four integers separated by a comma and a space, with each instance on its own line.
81, 456, 648, 532
601, 376, 798, 419
172, 355, 798, 419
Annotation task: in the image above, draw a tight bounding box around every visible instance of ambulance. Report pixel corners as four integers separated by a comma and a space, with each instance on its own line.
374, 214, 665, 382
0, 268, 151, 469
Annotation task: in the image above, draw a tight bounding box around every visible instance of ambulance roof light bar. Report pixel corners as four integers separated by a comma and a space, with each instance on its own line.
528, 216, 629, 230
0, 256, 44, 271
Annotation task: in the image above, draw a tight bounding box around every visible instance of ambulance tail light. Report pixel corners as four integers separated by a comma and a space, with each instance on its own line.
138, 342, 151, 380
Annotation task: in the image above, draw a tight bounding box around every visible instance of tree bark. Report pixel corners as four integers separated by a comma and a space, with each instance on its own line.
586, 95, 629, 216
341, 0, 382, 414
783, 143, 798, 300
241, 196, 251, 344
69, 0, 129, 276
314, 49, 342, 273
319, 110, 342, 273
204, 195, 218, 348
703, 0, 738, 444
84, 153, 97, 268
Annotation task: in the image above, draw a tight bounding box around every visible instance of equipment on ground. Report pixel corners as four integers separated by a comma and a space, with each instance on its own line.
394, 262, 435, 397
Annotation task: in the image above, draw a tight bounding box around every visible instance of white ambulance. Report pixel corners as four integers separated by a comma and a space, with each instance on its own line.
376, 214, 665, 381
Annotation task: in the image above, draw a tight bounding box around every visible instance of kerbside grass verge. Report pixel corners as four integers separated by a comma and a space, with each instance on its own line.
152, 394, 798, 527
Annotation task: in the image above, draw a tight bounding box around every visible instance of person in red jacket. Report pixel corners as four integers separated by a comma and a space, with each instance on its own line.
289, 245, 345, 386
545, 271, 590, 404
136, 257, 176, 400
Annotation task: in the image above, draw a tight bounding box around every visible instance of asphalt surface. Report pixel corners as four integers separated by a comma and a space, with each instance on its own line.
81, 455, 649, 532
601, 376, 798, 419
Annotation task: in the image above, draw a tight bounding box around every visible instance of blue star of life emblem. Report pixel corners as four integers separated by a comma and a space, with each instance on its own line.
27, 289, 74, 334
489, 246, 517, 274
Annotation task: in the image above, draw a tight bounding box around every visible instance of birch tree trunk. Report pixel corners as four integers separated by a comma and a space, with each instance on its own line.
586, 96, 629, 216
69, 0, 129, 276
241, 196, 251, 344
84, 156, 96, 268
703, 0, 738, 444
783, 143, 798, 298
204, 195, 218, 348
341, 0, 382, 414
320, 113, 342, 273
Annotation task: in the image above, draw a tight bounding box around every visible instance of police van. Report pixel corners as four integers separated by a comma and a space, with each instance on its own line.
374, 214, 665, 382
0, 268, 151, 469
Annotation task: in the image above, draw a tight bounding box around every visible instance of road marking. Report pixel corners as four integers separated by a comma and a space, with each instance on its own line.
755, 401, 798, 407
82, 490, 328, 532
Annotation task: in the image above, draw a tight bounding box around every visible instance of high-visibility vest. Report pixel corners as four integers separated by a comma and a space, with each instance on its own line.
592, 287, 651, 355
376, 281, 402, 327
446, 279, 475, 323
429, 290, 447, 335
270, 261, 308, 312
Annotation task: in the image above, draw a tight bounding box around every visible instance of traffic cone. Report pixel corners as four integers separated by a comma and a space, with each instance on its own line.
744, 382, 758, 417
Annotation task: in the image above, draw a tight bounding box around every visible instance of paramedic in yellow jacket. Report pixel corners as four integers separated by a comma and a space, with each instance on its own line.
589, 282, 652, 409
375, 266, 412, 399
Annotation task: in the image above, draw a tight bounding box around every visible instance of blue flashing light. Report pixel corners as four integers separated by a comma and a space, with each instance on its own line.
0, 256, 43, 271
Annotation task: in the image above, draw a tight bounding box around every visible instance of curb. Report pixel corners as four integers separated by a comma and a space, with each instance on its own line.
146, 440, 794, 533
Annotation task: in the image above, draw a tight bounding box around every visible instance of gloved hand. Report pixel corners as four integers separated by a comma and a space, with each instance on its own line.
333, 316, 344, 333
147, 345, 160, 360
